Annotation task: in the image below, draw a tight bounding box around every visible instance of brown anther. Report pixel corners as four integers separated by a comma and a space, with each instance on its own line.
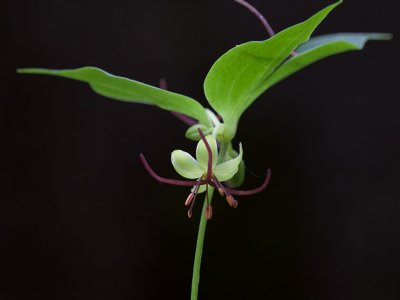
217, 187, 225, 197
226, 195, 238, 208
233, 199, 239, 208
187, 209, 193, 218
205, 204, 213, 220
185, 193, 195, 206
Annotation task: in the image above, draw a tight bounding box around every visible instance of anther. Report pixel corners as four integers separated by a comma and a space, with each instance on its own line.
233, 200, 238, 208
212, 176, 225, 196
205, 204, 213, 220
226, 195, 238, 208
185, 193, 195, 206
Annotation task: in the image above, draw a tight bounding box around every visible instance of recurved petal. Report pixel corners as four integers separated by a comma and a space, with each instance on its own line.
171, 150, 204, 179
196, 134, 218, 170
213, 143, 243, 182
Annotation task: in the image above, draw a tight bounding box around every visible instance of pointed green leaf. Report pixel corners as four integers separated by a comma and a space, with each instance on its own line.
17, 67, 210, 125
204, 1, 341, 134
254, 32, 392, 93
214, 143, 243, 182
296, 32, 392, 53
171, 150, 204, 179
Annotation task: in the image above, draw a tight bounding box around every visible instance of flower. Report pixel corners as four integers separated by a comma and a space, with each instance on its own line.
140, 129, 271, 219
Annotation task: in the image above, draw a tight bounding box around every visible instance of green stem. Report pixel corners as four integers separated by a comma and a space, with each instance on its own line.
190, 187, 214, 300
217, 141, 230, 164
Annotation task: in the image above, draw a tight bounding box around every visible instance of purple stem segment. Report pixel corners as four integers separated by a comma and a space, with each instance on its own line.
234, 0, 297, 56
159, 78, 198, 126
171, 112, 198, 126
234, 0, 275, 37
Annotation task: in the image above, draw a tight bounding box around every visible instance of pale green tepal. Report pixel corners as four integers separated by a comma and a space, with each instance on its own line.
171, 135, 243, 183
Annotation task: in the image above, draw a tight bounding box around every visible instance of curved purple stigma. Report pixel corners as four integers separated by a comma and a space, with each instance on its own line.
140, 153, 207, 187
224, 169, 271, 196
197, 128, 213, 181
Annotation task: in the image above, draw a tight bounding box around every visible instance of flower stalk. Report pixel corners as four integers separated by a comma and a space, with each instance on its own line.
191, 187, 214, 300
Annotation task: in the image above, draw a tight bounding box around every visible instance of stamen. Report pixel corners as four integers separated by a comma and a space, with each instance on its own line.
224, 186, 238, 208
206, 182, 209, 206
187, 182, 202, 218
211, 177, 225, 196
212, 176, 238, 207
226, 195, 238, 208
225, 169, 271, 196
185, 193, 195, 206
188, 195, 196, 218
140, 153, 206, 187
197, 129, 213, 181
206, 204, 213, 220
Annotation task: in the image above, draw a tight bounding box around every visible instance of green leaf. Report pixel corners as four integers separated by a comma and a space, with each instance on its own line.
255, 32, 392, 92
204, 1, 341, 135
17, 67, 210, 125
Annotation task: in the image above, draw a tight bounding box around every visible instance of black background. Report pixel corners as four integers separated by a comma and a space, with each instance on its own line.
2, 0, 400, 299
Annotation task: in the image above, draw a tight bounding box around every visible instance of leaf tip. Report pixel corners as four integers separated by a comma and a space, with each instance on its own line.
331, 0, 343, 9
16, 68, 48, 75
16, 68, 29, 74
380, 33, 394, 40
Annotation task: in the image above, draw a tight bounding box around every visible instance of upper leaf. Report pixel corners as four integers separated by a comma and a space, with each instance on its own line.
204, 1, 342, 135
253, 32, 392, 94
17, 67, 210, 126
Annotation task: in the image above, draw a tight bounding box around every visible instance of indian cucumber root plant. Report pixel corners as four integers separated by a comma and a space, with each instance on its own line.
17, 1, 391, 299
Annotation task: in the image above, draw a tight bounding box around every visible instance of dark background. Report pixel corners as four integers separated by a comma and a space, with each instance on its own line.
2, 0, 399, 299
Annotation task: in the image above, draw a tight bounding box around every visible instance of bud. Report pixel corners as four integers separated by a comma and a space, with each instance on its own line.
185, 124, 211, 141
